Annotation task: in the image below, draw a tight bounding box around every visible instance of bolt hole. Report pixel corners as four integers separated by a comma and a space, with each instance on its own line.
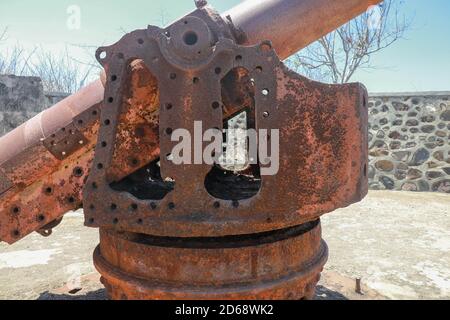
104, 119, 111, 125
97, 163, 104, 170
101, 141, 107, 148
13, 230, 20, 237
73, 167, 84, 177
215, 67, 221, 75
193, 77, 199, 84
88, 218, 95, 224
68, 197, 75, 203
183, 31, 198, 46
169, 73, 177, 80
256, 66, 263, 72
108, 97, 114, 103
113, 218, 119, 224
165, 103, 173, 110
137, 219, 143, 224
12, 206, 20, 214
45, 187, 53, 194
92, 182, 98, 189
131, 203, 138, 211
235, 55, 242, 61
150, 202, 157, 210
110, 203, 117, 211
89, 204, 95, 210
111, 75, 117, 81
168, 202, 175, 210
131, 158, 139, 166
165, 128, 173, 135
213, 201, 220, 209
137, 38, 144, 45
212, 101, 220, 110
92, 110, 98, 116
77, 119, 83, 125
232, 200, 239, 208
37, 214, 45, 222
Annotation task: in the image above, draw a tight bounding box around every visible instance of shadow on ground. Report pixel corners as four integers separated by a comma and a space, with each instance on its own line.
37, 287, 347, 300
38, 289, 108, 300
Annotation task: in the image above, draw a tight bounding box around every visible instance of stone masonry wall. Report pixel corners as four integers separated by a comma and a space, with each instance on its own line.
368, 92, 450, 193
0, 75, 69, 135
1, 75, 449, 193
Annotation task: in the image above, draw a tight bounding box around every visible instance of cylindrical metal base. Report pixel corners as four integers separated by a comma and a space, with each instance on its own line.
94, 220, 328, 300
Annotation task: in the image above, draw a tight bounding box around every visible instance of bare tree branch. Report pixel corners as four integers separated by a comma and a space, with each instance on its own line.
287, 0, 411, 84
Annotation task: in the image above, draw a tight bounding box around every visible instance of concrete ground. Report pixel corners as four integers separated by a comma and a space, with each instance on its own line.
0, 190, 449, 300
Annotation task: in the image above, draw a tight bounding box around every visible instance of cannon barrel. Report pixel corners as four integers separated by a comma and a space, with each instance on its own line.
224, 0, 382, 59
0, 0, 380, 165
0, 0, 378, 243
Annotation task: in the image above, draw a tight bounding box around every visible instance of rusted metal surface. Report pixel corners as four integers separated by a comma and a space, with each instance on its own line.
0, 0, 371, 301
83, 5, 368, 237
0, 0, 373, 244
94, 220, 327, 300
224, 0, 383, 59
0, 106, 100, 243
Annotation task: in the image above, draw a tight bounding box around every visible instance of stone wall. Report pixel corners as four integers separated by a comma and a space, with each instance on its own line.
0, 75, 69, 135
368, 92, 450, 193
1, 75, 449, 193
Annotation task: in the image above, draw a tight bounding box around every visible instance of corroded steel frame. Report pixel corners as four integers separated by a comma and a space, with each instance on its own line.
83, 6, 368, 238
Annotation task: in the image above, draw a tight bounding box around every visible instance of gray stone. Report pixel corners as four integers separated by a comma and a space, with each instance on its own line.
432, 180, 450, 193
395, 170, 407, 180
433, 151, 444, 161
379, 176, 395, 190
401, 182, 417, 191
393, 101, 409, 111
407, 168, 423, 180
379, 118, 388, 125
392, 151, 411, 162
388, 131, 401, 139
426, 171, 444, 180
440, 110, 450, 121
418, 180, 430, 191
421, 125, 435, 133
421, 115, 435, 123
406, 119, 419, 126
389, 141, 402, 150
443, 167, 450, 175
368, 165, 376, 179
409, 148, 430, 166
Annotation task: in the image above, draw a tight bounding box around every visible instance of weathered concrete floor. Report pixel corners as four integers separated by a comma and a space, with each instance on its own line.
0, 190, 449, 300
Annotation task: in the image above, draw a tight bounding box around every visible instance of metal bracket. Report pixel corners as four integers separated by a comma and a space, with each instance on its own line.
43, 123, 88, 160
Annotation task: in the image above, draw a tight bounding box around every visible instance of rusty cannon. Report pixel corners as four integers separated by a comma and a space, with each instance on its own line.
0, 0, 380, 299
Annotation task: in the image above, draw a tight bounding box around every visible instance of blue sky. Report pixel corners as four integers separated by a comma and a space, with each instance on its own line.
0, 0, 449, 93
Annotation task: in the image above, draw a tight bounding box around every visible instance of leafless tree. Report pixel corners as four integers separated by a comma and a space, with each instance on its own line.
1, 27, 99, 93
287, 0, 410, 84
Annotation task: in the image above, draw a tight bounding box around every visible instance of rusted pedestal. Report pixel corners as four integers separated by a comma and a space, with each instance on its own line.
94, 220, 327, 300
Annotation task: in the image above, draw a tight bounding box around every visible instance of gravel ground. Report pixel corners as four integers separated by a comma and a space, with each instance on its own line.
0, 190, 449, 300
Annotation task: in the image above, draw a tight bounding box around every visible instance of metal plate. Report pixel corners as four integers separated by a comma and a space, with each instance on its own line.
83, 8, 368, 237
